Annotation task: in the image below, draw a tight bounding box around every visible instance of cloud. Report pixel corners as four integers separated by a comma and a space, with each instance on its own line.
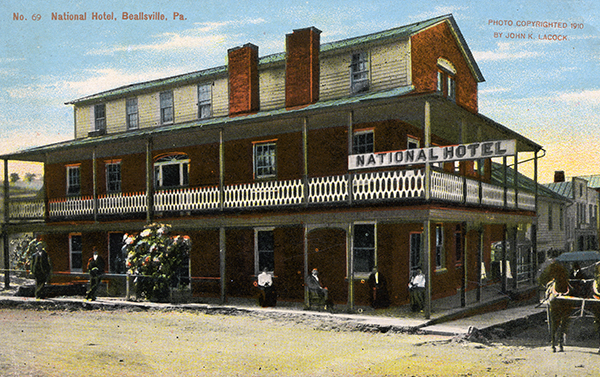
557, 89, 600, 105
87, 18, 266, 56
0, 129, 70, 156
479, 87, 511, 95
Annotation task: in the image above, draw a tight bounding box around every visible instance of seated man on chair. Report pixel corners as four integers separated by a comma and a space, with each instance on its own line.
305, 268, 334, 312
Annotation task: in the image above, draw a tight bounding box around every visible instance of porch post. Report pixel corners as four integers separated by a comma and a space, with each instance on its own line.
347, 222, 354, 312
501, 224, 507, 293
424, 101, 431, 201
92, 148, 98, 222
302, 117, 309, 206
503, 156, 508, 208
145, 138, 154, 223
303, 224, 309, 308
219, 129, 224, 211
477, 227, 483, 302
513, 153, 519, 209
532, 150, 539, 284
3, 159, 9, 289
461, 224, 468, 307
511, 226, 518, 290
347, 111, 354, 205
423, 219, 431, 319
219, 226, 226, 304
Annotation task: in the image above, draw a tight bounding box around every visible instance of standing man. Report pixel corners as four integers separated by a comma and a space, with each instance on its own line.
256, 268, 276, 307
86, 247, 105, 301
30, 241, 52, 299
368, 267, 390, 309
409, 268, 426, 312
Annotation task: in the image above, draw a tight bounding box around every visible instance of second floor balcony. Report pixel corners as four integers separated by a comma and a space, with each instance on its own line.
8, 167, 536, 222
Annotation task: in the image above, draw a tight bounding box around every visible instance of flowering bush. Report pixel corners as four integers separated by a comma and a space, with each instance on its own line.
11, 237, 39, 271
123, 223, 191, 301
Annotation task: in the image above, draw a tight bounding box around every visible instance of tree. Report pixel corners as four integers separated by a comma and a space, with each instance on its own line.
9, 173, 19, 184
24, 173, 36, 182
124, 223, 191, 302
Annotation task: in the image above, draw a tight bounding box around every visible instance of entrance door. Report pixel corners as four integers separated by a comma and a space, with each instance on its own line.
108, 232, 125, 274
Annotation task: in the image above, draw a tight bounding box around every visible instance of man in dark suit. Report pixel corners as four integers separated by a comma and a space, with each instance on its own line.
305, 268, 334, 312
30, 242, 52, 299
86, 247, 106, 301
368, 267, 390, 309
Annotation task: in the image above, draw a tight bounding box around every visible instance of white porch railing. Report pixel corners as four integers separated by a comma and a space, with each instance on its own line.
308, 175, 348, 203
9, 199, 45, 219
224, 179, 304, 208
156, 186, 220, 212
99, 192, 147, 214
353, 169, 424, 200
48, 196, 94, 217
13, 168, 538, 220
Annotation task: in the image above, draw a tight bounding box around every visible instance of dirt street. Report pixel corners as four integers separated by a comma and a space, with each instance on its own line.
0, 307, 599, 377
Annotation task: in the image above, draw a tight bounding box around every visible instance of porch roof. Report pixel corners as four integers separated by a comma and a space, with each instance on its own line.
1, 89, 542, 163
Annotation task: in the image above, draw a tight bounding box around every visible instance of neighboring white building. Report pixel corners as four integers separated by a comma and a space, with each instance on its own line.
545, 171, 599, 252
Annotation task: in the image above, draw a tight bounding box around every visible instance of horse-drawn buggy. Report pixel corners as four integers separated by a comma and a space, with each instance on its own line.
539, 251, 600, 353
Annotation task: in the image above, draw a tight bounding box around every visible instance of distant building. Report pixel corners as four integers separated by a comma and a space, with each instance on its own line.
1, 15, 543, 312
545, 171, 599, 252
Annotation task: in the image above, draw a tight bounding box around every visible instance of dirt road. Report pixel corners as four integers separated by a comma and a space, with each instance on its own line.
1, 307, 599, 376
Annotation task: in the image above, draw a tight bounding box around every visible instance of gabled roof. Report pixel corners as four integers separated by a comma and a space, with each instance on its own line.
67, 14, 483, 105
544, 181, 573, 199
490, 162, 569, 202
574, 174, 600, 189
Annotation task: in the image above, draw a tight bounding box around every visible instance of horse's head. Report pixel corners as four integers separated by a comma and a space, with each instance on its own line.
540, 261, 570, 294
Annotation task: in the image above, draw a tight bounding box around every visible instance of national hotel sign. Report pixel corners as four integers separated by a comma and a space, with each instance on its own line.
348, 140, 517, 170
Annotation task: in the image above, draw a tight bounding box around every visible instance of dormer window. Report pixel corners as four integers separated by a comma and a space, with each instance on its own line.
126, 98, 139, 130
160, 91, 174, 124
436, 58, 456, 101
198, 84, 212, 119
351, 52, 369, 93
94, 104, 106, 132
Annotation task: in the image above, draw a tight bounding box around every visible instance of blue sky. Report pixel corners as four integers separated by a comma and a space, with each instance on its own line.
1, 0, 599, 182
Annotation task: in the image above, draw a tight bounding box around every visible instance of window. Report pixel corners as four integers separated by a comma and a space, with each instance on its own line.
160, 91, 174, 124
407, 136, 420, 149
254, 142, 277, 179
154, 153, 189, 188
436, 58, 456, 101
70, 234, 82, 272
198, 84, 212, 119
447, 76, 456, 100
435, 224, 445, 270
410, 232, 422, 271
66, 165, 81, 195
559, 207, 564, 231
454, 225, 463, 266
353, 223, 376, 274
352, 130, 374, 154
126, 98, 138, 130
350, 52, 369, 93
106, 161, 121, 193
94, 104, 106, 131
548, 205, 553, 231
256, 230, 275, 273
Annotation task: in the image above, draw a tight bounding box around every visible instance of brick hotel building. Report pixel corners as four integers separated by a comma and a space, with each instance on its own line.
1, 15, 543, 315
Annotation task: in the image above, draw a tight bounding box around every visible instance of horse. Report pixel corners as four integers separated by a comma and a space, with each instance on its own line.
540, 260, 600, 353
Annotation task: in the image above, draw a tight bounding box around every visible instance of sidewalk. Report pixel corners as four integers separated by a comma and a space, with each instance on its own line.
0, 277, 546, 337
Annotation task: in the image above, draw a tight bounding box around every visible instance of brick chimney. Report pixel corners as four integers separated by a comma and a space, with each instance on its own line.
554, 170, 565, 183
285, 27, 321, 109
228, 43, 259, 116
